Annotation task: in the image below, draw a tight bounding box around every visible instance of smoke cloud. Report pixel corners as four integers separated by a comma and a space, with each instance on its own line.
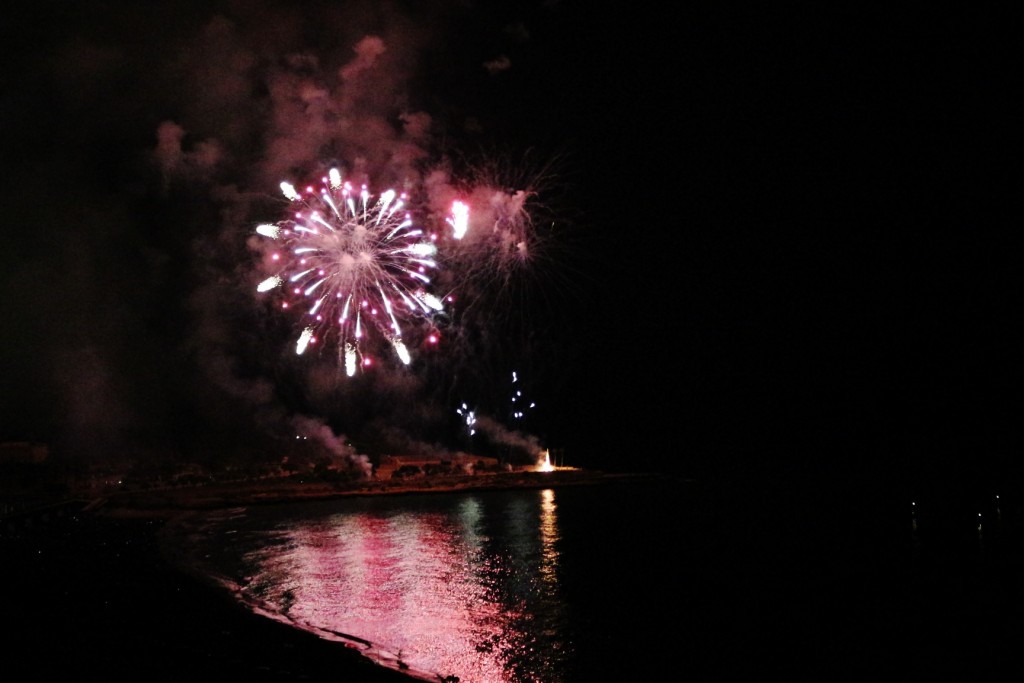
290, 415, 372, 479
1, 1, 570, 470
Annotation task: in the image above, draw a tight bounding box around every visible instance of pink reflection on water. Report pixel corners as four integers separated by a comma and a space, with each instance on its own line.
242, 494, 560, 682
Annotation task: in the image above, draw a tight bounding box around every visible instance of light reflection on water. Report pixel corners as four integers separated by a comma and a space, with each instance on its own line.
163, 478, 1024, 680
217, 489, 570, 683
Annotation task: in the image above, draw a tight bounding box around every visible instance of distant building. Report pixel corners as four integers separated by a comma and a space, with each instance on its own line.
375, 453, 500, 480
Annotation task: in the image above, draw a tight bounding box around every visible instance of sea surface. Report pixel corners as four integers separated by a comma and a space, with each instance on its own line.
160, 475, 1024, 681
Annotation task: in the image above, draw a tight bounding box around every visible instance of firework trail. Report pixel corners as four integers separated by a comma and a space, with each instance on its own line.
255, 167, 445, 376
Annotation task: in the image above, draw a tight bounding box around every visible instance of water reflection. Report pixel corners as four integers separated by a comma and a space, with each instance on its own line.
907, 490, 1015, 557
539, 489, 560, 586
240, 490, 568, 683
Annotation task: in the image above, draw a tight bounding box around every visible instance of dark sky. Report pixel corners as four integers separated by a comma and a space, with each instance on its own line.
0, 3, 1016, 485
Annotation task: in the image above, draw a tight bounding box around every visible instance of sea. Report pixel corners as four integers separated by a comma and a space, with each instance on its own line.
159, 474, 1024, 681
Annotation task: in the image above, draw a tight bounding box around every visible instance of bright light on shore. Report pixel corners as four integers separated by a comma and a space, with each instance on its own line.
536, 449, 554, 472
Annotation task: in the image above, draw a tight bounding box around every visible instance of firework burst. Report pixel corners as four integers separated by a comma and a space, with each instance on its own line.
427, 148, 586, 355
255, 167, 444, 376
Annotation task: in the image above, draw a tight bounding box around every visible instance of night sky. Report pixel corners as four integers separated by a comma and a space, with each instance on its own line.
0, 3, 1016, 489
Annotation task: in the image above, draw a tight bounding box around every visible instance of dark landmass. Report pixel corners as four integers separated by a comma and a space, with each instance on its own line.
98, 468, 662, 513
1, 509, 422, 682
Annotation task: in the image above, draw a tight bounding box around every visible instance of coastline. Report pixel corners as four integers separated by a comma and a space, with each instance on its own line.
1, 494, 437, 681
94, 468, 668, 515
3, 469, 670, 682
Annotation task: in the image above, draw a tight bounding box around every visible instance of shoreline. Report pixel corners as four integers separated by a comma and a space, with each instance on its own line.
3, 469, 672, 682
94, 468, 671, 516
1, 508, 421, 682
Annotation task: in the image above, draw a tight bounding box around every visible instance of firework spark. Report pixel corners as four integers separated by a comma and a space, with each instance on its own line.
447, 200, 470, 240
456, 402, 477, 436
510, 370, 536, 421
255, 167, 444, 375
426, 150, 579, 355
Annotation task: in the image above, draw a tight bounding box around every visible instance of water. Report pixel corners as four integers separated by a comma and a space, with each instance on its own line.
160, 476, 1024, 681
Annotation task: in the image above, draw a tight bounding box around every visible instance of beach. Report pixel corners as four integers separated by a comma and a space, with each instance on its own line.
1, 470, 642, 681
1, 507, 425, 681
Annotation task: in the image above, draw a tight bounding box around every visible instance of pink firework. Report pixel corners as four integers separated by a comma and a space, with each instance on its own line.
255, 168, 445, 376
